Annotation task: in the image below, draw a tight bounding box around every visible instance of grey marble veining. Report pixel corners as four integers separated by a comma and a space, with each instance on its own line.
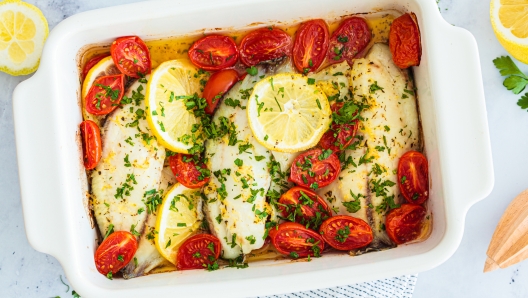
1, 0, 527, 297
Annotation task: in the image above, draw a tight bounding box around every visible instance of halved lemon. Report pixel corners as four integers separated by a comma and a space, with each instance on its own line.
155, 183, 203, 265
0, 0, 48, 76
145, 59, 204, 153
491, 0, 528, 63
247, 73, 332, 152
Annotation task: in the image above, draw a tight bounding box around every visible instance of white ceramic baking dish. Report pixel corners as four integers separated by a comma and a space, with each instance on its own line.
13, 0, 493, 296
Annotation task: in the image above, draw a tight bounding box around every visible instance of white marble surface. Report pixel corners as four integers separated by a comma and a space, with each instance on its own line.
1, 0, 528, 297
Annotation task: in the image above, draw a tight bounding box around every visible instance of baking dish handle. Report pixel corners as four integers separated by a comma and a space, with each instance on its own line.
429, 26, 494, 209
13, 75, 70, 258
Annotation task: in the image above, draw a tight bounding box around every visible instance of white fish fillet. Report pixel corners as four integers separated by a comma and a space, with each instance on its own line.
204, 67, 272, 259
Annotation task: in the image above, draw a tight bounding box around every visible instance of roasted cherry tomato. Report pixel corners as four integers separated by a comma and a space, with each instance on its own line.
292, 19, 329, 73
110, 36, 151, 78
177, 234, 221, 270
389, 13, 422, 69
85, 74, 125, 115
319, 215, 373, 250
95, 231, 138, 276
290, 148, 341, 189
239, 27, 292, 66
82, 53, 110, 80
169, 154, 210, 189
80, 120, 102, 170
271, 222, 325, 258
188, 35, 238, 71
202, 69, 239, 114
278, 186, 332, 229
327, 17, 371, 64
386, 204, 426, 244
319, 102, 359, 152
398, 151, 429, 204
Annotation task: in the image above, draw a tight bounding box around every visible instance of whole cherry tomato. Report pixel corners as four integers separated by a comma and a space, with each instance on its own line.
327, 17, 371, 64
111, 36, 151, 78
85, 74, 125, 115
389, 13, 422, 69
177, 234, 221, 270
271, 222, 325, 258
95, 231, 138, 276
292, 19, 329, 73
82, 53, 110, 80
80, 120, 102, 170
386, 204, 426, 244
398, 151, 429, 204
188, 35, 238, 71
202, 69, 239, 114
319, 215, 373, 250
278, 186, 332, 229
290, 148, 341, 190
169, 154, 210, 189
239, 27, 292, 66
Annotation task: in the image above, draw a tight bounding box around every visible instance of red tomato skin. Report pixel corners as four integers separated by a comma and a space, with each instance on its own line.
271, 222, 325, 258
386, 204, 426, 244
95, 231, 138, 275
319, 103, 359, 152
398, 151, 429, 204
239, 28, 292, 66
111, 36, 151, 78
202, 69, 239, 114
188, 35, 239, 71
319, 215, 373, 250
82, 53, 110, 80
169, 154, 210, 189
389, 13, 422, 69
290, 148, 341, 189
85, 74, 125, 115
177, 234, 221, 270
279, 186, 332, 228
327, 17, 371, 64
80, 120, 102, 170
292, 19, 330, 73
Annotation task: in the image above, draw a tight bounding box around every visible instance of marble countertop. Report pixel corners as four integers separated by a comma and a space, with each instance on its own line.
1, 0, 528, 297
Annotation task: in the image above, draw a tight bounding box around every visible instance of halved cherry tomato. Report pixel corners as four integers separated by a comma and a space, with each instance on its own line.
292, 19, 329, 73
95, 231, 138, 276
85, 74, 125, 115
110, 36, 151, 78
177, 234, 221, 270
188, 35, 238, 71
386, 204, 426, 244
290, 148, 341, 189
327, 17, 371, 64
271, 222, 325, 258
169, 154, 210, 189
319, 102, 358, 152
239, 28, 292, 66
319, 215, 373, 250
398, 151, 429, 204
80, 120, 102, 170
389, 13, 422, 69
82, 53, 110, 80
202, 69, 239, 114
278, 186, 332, 229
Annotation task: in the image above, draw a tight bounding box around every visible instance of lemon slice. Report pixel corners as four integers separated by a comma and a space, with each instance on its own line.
155, 183, 203, 265
0, 0, 48, 76
145, 59, 204, 153
81, 56, 120, 125
491, 0, 528, 63
247, 73, 332, 152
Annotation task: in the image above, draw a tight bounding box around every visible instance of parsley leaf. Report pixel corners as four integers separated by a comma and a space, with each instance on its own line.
493, 56, 528, 109
518, 93, 528, 109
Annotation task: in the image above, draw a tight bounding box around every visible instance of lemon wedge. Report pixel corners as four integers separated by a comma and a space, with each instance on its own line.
145, 59, 204, 153
0, 0, 48, 76
247, 73, 332, 152
491, 0, 528, 63
155, 183, 203, 264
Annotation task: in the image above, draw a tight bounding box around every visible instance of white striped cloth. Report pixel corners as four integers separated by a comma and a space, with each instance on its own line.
260, 274, 418, 298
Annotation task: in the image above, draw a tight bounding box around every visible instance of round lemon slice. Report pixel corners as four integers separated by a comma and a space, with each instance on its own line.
0, 0, 48, 76
145, 59, 204, 153
247, 73, 332, 152
491, 0, 528, 64
155, 183, 203, 265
